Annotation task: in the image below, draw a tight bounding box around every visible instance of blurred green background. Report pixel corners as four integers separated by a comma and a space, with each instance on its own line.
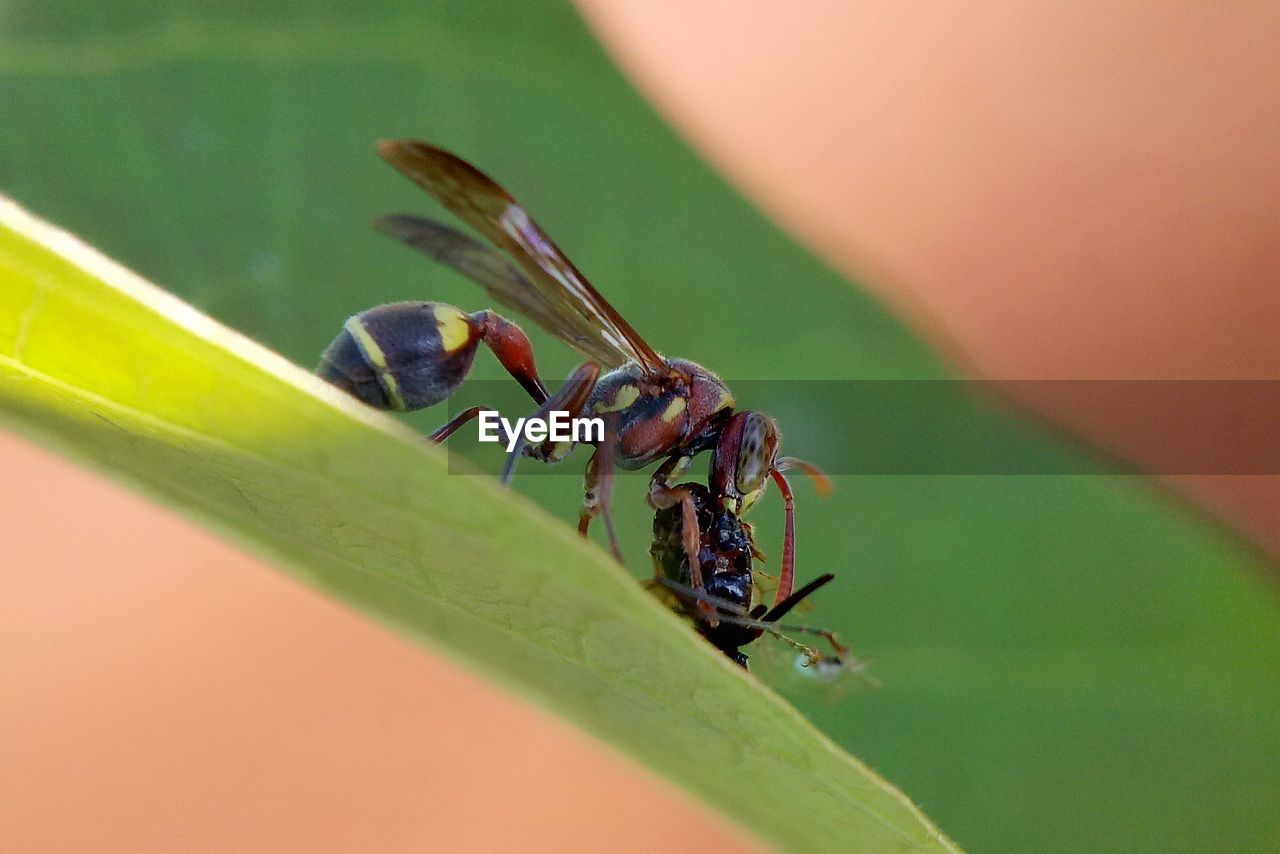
3, 2, 1278, 850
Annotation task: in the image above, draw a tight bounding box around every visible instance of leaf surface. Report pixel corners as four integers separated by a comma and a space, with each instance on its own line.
0, 198, 956, 852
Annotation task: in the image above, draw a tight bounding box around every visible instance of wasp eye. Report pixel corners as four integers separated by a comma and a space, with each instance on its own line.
735, 412, 778, 495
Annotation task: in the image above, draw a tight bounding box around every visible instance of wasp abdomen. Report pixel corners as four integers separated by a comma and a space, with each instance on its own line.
317, 301, 481, 411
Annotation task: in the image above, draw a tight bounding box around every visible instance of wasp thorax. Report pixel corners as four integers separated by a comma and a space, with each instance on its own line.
317, 301, 481, 412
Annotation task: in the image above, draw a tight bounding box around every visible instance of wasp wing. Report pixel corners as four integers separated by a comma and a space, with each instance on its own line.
375, 215, 607, 360
376, 139, 667, 375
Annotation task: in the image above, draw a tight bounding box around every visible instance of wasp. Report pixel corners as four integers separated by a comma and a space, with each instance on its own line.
318, 140, 830, 607
649, 481, 850, 669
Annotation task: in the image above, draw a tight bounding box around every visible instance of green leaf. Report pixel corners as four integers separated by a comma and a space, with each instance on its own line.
0, 198, 958, 851
3, 3, 1279, 851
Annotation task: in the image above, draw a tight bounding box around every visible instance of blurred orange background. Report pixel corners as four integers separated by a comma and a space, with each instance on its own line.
0, 431, 752, 853
5, 2, 1280, 852
578, 0, 1280, 562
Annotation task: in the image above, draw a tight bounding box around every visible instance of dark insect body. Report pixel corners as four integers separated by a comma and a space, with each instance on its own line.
318, 140, 836, 665
650, 483, 848, 669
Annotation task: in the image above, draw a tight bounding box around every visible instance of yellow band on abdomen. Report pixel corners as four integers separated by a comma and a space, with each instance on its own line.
345, 316, 406, 411
433, 304, 473, 354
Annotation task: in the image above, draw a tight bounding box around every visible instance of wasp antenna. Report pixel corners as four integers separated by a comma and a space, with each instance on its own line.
768, 468, 797, 607
777, 456, 833, 497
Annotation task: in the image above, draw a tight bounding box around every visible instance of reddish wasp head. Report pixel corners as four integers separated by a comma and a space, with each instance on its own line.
711, 411, 779, 513
711, 410, 833, 516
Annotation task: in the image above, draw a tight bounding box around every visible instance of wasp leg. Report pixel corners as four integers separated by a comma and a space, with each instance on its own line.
500, 362, 600, 484
577, 453, 599, 536
578, 423, 624, 563
428, 405, 503, 444
646, 455, 709, 600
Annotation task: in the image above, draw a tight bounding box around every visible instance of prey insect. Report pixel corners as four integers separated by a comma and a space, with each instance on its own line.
649, 481, 850, 669
318, 140, 829, 618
